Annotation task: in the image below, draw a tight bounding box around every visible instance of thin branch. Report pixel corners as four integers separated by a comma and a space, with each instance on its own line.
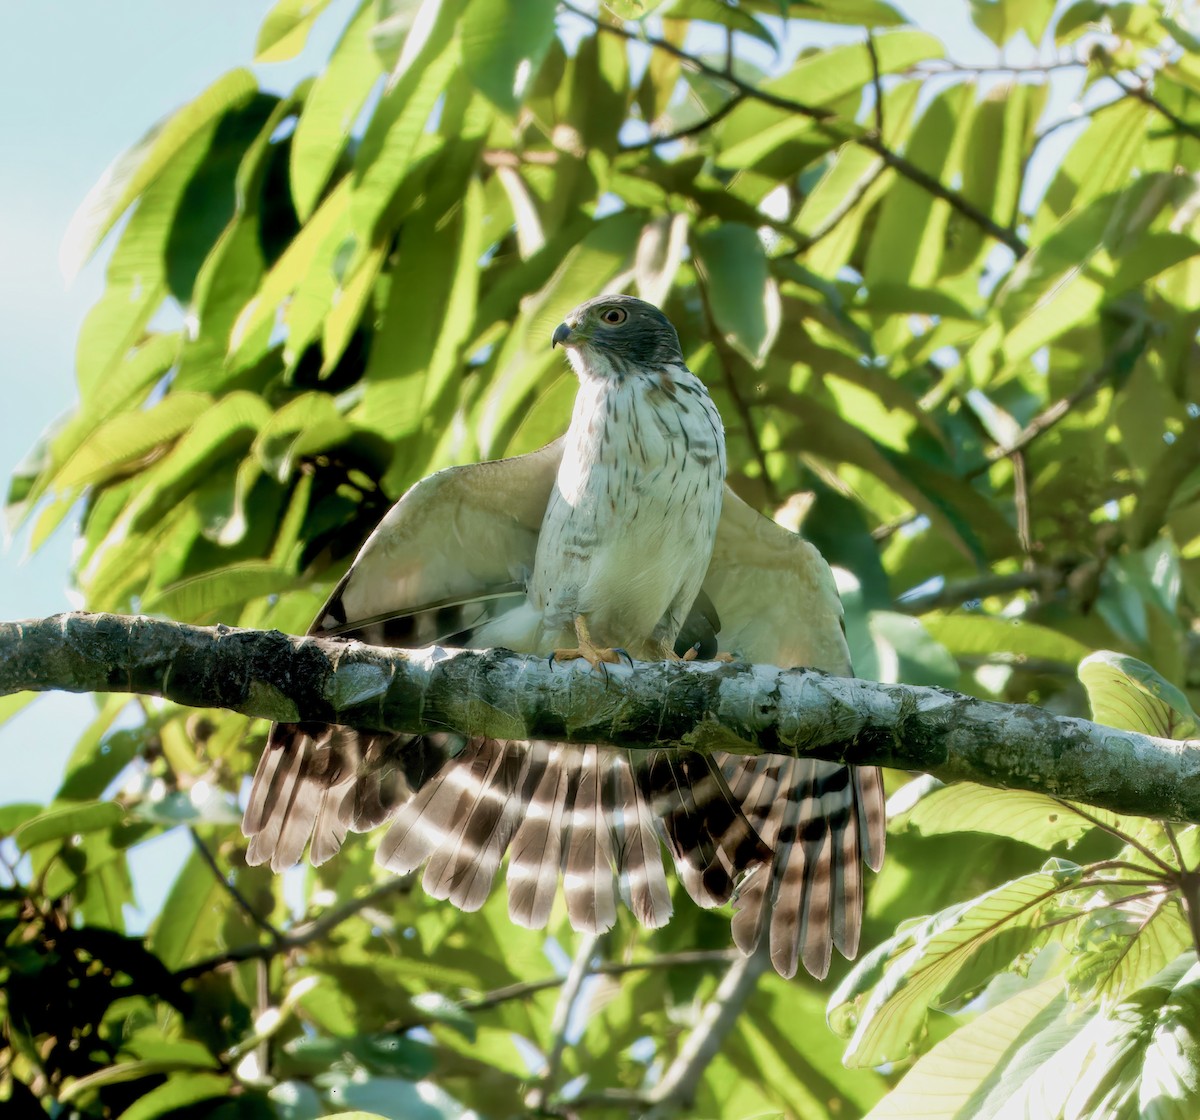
573, 945, 771, 1112
695, 274, 779, 504
1163, 823, 1189, 871
530, 931, 601, 1111
1107, 70, 1200, 142
894, 566, 1076, 614
561, 0, 833, 123
1053, 799, 1177, 877
563, 0, 1028, 256
620, 94, 747, 152
908, 58, 1087, 76
855, 132, 1027, 254
176, 876, 413, 980
7, 612, 1200, 825
188, 827, 282, 944
645, 945, 769, 1111
387, 949, 739, 1033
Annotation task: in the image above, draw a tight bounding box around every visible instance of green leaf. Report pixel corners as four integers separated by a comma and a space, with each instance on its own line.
53, 392, 212, 490
61, 69, 258, 279
0, 801, 43, 836
693, 223, 779, 364
895, 783, 1108, 849
660, 0, 776, 47
231, 179, 351, 362
113, 1072, 232, 1120
1064, 955, 1199, 1119
290, 0, 383, 221
716, 31, 942, 167
334, 1077, 472, 1119
863, 980, 1075, 1119
147, 848, 235, 971
461, 0, 557, 114
350, 0, 463, 239
143, 561, 295, 621
867, 611, 959, 687
1079, 651, 1200, 739
14, 801, 125, 850
865, 84, 974, 296
831, 864, 1083, 1067
920, 614, 1092, 668
255, 0, 335, 62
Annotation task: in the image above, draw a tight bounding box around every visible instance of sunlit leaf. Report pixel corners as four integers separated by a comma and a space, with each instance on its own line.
61, 70, 258, 279
1079, 651, 1200, 739
693, 223, 780, 364
461, 0, 557, 114
831, 864, 1083, 1067
290, 0, 383, 220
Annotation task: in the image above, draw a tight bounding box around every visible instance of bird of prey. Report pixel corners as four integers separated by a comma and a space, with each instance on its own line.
243, 294, 884, 979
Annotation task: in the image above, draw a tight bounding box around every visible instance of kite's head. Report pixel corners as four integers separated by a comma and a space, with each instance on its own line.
552, 294, 684, 378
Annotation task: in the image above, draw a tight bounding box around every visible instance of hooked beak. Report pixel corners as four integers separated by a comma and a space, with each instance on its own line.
551, 322, 573, 349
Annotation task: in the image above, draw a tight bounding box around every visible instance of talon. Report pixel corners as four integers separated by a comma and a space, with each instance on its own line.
551, 616, 626, 673
614, 647, 634, 668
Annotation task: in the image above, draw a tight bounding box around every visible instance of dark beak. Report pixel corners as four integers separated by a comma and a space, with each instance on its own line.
551, 323, 572, 349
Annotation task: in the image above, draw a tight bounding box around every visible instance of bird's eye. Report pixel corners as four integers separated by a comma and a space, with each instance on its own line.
601, 307, 627, 325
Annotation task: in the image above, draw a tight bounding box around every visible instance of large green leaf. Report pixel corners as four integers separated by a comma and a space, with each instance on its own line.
255, 0, 335, 61
460, 0, 558, 114
1079, 651, 1200, 739
693, 223, 779, 364
61, 69, 258, 279
831, 863, 1083, 1067
290, 0, 383, 221
863, 981, 1080, 1120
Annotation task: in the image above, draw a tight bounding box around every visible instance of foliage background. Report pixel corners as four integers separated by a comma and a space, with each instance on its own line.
3, 0, 1200, 1117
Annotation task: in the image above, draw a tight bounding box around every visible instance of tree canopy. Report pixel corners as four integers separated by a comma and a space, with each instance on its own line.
4, 1, 1200, 1117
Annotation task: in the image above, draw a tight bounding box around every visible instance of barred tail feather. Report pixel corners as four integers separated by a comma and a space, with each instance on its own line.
645, 751, 769, 909
564, 745, 619, 933
507, 745, 572, 928
724, 756, 879, 980
607, 752, 672, 928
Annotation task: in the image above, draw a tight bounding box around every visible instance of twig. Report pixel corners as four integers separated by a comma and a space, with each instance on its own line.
620, 94, 747, 152
855, 133, 1026, 254
694, 275, 779, 504
188, 827, 282, 944
1053, 799, 1178, 877
1107, 70, 1200, 142
908, 58, 1087, 76
1163, 823, 1188, 871
529, 931, 600, 1111
1012, 450, 1034, 569
176, 876, 413, 979
561, 0, 833, 123
387, 949, 739, 1032
563, 0, 1028, 256
894, 566, 1074, 613
573, 944, 771, 1112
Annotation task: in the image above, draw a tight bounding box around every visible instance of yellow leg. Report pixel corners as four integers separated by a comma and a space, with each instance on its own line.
552, 616, 628, 670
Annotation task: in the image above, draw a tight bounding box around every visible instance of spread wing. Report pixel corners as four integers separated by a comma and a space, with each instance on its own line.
243, 441, 562, 872
702, 488, 887, 979
242, 440, 766, 936
243, 450, 882, 977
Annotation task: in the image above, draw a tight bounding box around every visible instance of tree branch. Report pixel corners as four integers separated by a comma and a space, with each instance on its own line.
4, 613, 1200, 824
562, 0, 1028, 256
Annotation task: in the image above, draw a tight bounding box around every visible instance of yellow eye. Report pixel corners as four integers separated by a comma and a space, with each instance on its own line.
601, 307, 627, 325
